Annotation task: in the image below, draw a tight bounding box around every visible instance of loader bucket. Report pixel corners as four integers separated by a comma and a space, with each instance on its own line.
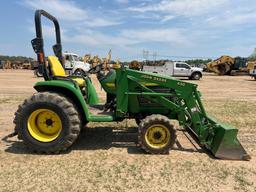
208, 121, 251, 160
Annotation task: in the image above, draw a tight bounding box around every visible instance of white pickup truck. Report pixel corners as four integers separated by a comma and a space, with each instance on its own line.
63, 52, 90, 76
249, 67, 256, 80
143, 61, 203, 80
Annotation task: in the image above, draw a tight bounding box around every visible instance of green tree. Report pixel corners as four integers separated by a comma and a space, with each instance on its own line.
0, 55, 33, 62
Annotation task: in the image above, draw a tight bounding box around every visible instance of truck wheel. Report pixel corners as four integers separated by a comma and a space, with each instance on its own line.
34, 69, 43, 77
74, 69, 86, 76
138, 115, 176, 154
14, 92, 81, 153
191, 72, 201, 80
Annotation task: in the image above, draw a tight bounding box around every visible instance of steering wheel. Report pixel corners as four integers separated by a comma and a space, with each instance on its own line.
88, 63, 103, 74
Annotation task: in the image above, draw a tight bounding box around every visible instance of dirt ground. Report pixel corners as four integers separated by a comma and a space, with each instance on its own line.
0, 70, 255, 192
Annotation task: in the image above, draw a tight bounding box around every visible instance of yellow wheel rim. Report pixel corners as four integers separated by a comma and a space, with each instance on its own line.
145, 124, 170, 149
27, 109, 62, 142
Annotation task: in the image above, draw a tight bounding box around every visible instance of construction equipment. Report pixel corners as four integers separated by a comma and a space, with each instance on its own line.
230, 57, 249, 75
247, 61, 256, 79
207, 56, 248, 75
0, 60, 4, 69
91, 55, 101, 68
3, 60, 12, 69
83, 54, 91, 63
22, 62, 31, 69
102, 49, 112, 71
13, 10, 250, 160
129, 60, 141, 70
12, 61, 22, 69
83, 50, 112, 72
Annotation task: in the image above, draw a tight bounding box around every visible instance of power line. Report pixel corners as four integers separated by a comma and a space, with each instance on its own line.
118, 52, 214, 61
142, 50, 213, 60
147, 54, 213, 59
153, 52, 157, 61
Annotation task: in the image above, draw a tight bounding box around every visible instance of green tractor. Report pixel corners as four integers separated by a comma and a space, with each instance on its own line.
13, 10, 250, 160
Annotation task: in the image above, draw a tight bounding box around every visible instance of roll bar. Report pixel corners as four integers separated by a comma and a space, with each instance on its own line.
31, 9, 63, 80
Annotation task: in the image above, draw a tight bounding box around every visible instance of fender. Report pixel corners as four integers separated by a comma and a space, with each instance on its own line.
34, 80, 90, 121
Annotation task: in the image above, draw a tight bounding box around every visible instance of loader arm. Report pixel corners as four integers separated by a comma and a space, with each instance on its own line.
115, 68, 250, 160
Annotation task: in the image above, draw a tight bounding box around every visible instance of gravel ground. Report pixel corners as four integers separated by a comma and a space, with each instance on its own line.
0, 70, 255, 192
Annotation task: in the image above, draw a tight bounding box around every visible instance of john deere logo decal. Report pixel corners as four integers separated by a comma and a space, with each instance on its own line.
141, 75, 166, 82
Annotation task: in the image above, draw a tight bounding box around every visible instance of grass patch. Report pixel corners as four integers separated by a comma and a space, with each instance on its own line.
203, 100, 256, 129
1, 83, 256, 192
233, 168, 253, 191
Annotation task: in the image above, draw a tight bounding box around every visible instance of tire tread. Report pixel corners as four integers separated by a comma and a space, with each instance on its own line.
14, 92, 81, 153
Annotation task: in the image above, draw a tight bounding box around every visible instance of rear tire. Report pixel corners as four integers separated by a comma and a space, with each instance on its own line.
14, 92, 81, 153
34, 69, 43, 77
74, 69, 86, 76
138, 115, 176, 154
191, 72, 201, 80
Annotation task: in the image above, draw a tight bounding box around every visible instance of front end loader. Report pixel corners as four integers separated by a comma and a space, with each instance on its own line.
13, 10, 250, 160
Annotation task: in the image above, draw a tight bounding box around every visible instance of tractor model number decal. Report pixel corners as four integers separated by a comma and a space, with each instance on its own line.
177, 82, 185, 87
141, 75, 167, 82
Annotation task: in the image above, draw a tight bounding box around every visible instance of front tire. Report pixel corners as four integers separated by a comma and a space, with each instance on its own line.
14, 92, 81, 153
138, 115, 176, 154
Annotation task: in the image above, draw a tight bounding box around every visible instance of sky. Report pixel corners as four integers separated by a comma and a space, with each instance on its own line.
1, 0, 256, 61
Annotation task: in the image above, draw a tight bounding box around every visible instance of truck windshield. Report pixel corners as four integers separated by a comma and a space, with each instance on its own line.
73, 55, 80, 61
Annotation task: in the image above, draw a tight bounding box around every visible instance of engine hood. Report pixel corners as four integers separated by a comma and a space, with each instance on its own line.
76, 61, 85, 65
191, 67, 203, 72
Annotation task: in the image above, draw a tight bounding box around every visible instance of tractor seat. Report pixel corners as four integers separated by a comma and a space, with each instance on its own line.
48, 56, 85, 87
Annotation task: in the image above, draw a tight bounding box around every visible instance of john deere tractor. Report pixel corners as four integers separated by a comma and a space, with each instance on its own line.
13, 10, 250, 160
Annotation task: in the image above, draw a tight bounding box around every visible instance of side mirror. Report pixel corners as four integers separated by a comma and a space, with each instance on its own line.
185, 65, 191, 69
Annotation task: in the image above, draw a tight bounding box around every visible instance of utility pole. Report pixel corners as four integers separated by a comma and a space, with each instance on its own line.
143, 49, 149, 61
143, 49, 149, 65
153, 51, 157, 64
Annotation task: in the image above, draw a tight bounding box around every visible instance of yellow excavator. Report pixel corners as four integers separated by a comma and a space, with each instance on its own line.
207, 55, 249, 75
3, 60, 12, 69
